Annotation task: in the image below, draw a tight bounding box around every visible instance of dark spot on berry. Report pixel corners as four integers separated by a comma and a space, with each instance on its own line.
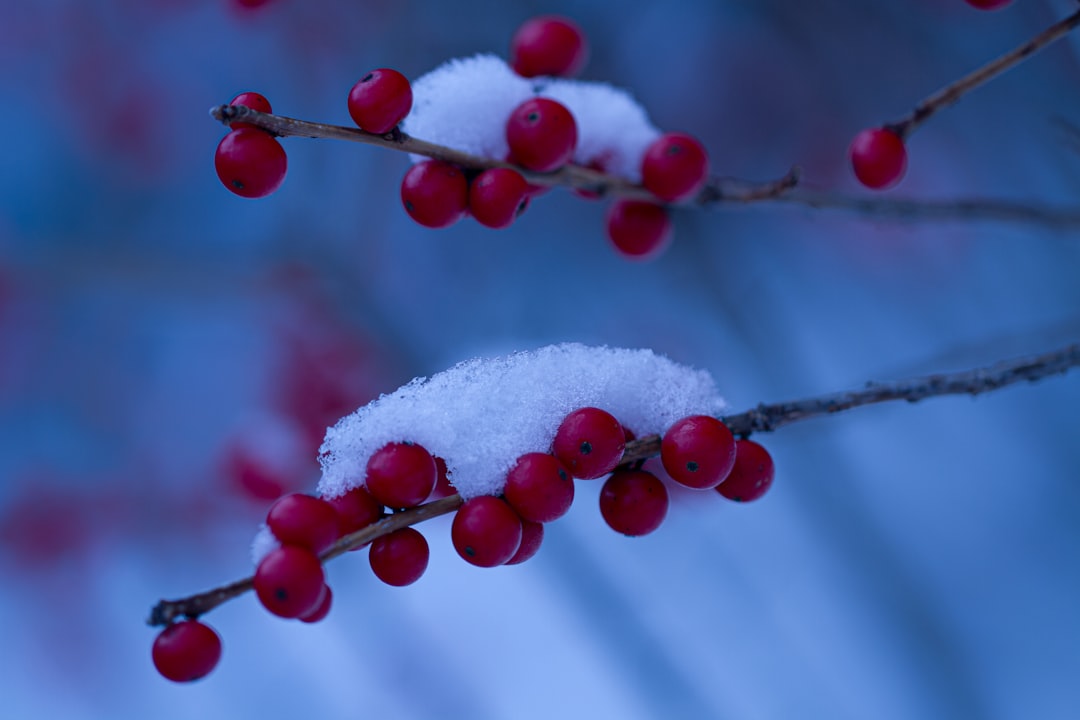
527, 111, 540, 123
404, 200, 414, 211
515, 197, 530, 217
733, 496, 744, 502
579, 440, 592, 455
686, 461, 699, 472
666, 144, 684, 156
558, 469, 568, 481
275, 588, 288, 601
231, 179, 245, 190
361, 72, 374, 83
465, 546, 475, 557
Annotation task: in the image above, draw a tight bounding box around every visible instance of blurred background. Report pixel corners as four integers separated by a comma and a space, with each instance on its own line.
1, 0, 1079, 718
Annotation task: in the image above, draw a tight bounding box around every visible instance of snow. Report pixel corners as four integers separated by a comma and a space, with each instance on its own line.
537, 79, 660, 181
317, 343, 726, 501
403, 54, 535, 162
402, 55, 660, 180
250, 524, 280, 565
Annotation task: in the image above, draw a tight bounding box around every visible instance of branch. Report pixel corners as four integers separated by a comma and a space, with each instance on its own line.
776, 190, 1080, 229
149, 341, 1079, 626
210, 104, 798, 204
888, 8, 1080, 139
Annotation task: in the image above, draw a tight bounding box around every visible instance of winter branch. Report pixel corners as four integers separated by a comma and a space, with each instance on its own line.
888, 8, 1080, 139
148, 341, 1079, 627
210, 103, 798, 204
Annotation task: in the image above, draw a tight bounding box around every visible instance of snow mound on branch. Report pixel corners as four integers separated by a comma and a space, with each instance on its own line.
403, 54, 534, 161
537, 79, 660, 181
317, 343, 726, 501
402, 55, 661, 181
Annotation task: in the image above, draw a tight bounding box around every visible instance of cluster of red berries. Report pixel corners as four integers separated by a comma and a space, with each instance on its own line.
151, 407, 774, 682
848, 0, 1014, 190
212, 15, 712, 261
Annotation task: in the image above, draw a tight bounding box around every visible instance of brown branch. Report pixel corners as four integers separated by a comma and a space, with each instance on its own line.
149, 341, 1079, 627
776, 190, 1080, 230
210, 104, 797, 204
888, 9, 1080, 139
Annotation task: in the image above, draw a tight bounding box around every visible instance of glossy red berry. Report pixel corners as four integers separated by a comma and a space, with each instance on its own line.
215, 128, 287, 198
599, 469, 668, 536
254, 545, 326, 619
323, 485, 384, 538
229, 91, 271, 131
400, 160, 469, 228
469, 168, 530, 229
347, 68, 413, 135
503, 452, 575, 523
452, 496, 523, 567
505, 519, 544, 565
152, 620, 222, 683
661, 415, 736, 489
717, 438, 775, 502
365, 441, 438, 509
369, 527, 429, 586
641, 132, 709, 203
552, 407, 625, 480
964, 0, 1012, 9
266, 493, 339, 554
605, 200, 672, 260
505, 98, 578, 172
427, 456, 457, 499
849, 127, 907, 190
299, 584, 333, 623
510, 16, 588, 78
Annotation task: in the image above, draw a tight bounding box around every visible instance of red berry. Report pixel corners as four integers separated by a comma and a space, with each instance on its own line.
849, 127, 907, 190
503, 452, 575, 523
214, 128, 287, 198
365, 441, 438, 509
368, 527, 429, 586
347, 68, 413, 135
400, 160, 469, 228
552, 407, 625, 480
661, 415, 736, 489
266, 493, 339, 554
233, 0, 274, 9
229, 91, 272, 131
641, 132, 709, 203
505, 519, 544, 565
505, 98, 578, 172
605, 200, 672, 261
323, 486, 384, 538
452, 496, 523, 567
427, 456, 457, 499
964, 0, 1012, 9
717, 438, 775, 502
299, 584, 333, 623
510, 16, 588, 78
469, 168, 530, 229
254, 546, 326, 619
599, 470, 668, 536
152, 620, 222, 683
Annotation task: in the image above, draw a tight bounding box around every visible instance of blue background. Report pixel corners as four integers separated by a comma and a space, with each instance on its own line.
1, 1, 1079, 718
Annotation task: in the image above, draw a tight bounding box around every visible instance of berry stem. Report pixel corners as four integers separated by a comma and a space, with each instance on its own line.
210, 103, 798, 205
148, 342, 1078, 626
888, 8, 1080, 140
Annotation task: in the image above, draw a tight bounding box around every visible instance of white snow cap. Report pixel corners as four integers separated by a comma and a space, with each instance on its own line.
402, 55, 661, 181
317, 344, 726, 501
537, 78, 660, 181
403, 54, 534, 162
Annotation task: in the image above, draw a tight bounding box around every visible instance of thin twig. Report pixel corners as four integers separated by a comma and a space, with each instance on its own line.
888, 9, 1080, 139
149, 342, 1079, 627
776, 190, 1080, 229
210, 104, 798, 204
